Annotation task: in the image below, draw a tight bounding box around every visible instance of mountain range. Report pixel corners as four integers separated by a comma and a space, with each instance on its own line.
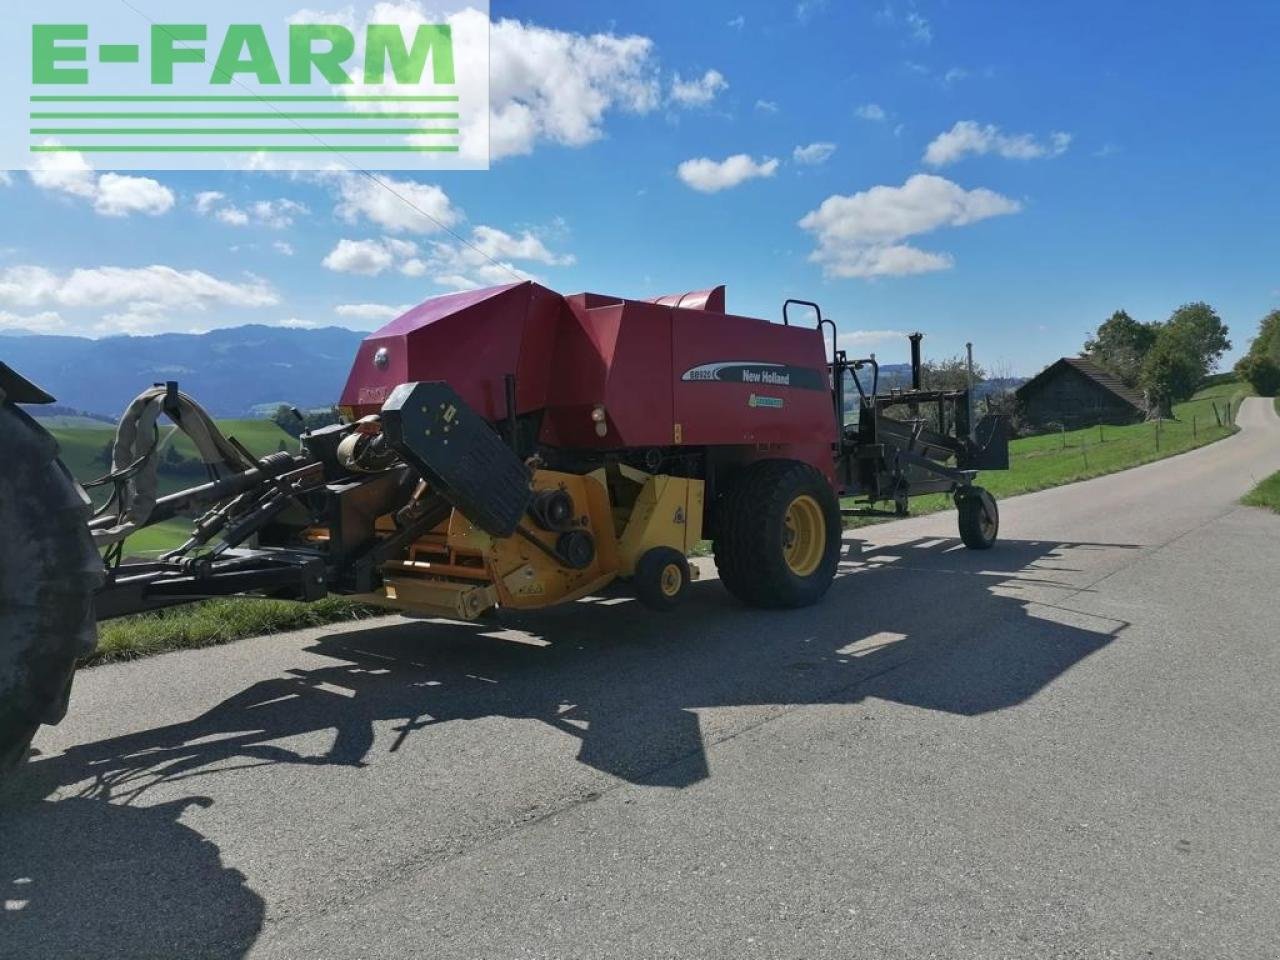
0, 325, 368, 418
1, 326, 1023, 421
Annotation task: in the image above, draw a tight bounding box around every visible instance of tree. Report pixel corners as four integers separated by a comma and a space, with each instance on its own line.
1236, 353, 1280, 396
1084, 310, 1159, 386
1165, 301, 1231, 379
1259, 309, 1280, 364
1234, 310, 1280, 396
920, 355, 986, 391
1140, 331, 1202, 418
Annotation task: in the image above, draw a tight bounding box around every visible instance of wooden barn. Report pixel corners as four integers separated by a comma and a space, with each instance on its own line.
1016, 357, 1146, 430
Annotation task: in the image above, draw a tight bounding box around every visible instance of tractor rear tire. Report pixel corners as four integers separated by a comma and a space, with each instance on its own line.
0, 401, 103, 772
957, 487, 999, 550
713, 460, 842, 609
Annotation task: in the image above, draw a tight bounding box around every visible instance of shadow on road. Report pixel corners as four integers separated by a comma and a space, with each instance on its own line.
0, 535, 1136, 959
0, 795, 263, 960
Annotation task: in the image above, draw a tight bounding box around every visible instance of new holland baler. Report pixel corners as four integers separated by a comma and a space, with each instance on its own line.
0, 282, 1008, 768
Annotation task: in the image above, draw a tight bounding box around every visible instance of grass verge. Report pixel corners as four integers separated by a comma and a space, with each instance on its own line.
84, 379, 1254, 666
1242, 472, 1280, 515
90, 597, 387, 667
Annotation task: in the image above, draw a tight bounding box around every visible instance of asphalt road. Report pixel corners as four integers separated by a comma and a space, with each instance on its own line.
3, 398, 1279, 960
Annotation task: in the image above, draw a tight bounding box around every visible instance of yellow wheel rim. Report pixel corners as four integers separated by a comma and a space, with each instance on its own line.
783, 494, 826, 577
660, 562, 684, 597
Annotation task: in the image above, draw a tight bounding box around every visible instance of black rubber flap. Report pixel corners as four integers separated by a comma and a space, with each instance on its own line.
381, 381, 532, 538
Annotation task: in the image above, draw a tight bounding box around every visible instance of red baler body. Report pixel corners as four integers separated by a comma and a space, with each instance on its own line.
340, 282, 836, 479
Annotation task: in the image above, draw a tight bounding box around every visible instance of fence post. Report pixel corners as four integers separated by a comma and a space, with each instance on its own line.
1098, 422, 1104, 445
1211, 402, 1222, 427
1156, 417, 1161, 452
1193, 415, 1197, 440
1061, 424, 1067, 450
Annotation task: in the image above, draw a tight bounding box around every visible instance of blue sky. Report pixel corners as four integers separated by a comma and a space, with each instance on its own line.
1, 0, 1276, 375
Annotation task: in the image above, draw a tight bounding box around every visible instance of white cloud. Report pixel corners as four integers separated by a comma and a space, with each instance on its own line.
333, 173, 462, 234
677, 154, 780, 193
877, 3, 932, 44
418, 225, 575, 290
0, 264, 277, 333
728, 15, 746, 29
0, 266, 61, 307
273, 241, 295, 256
323, 238, 403, 276
755, 99, 779, 114
323, 225, 572, 289
217, 207, 251, 227
277, 317, 319, 329
335, 303, 412, 322
249, 199, 308, 228
924, 121, 1072, 166
0, 309, 64, 332
798, 173, 1021, 278
942, 67, 968, 86
855, 103, 887, 121
194, 191, 224, 214
195, 193, 308, 228
0, 172, 13, 187
906, 11, 932, 43
793, 142, 837, 166
669, 69, 728, 107
488, 19, 661, 159
92, 175, 176, 217
29, 150, 174, 217
468, 225, 575, 266
796, 0, 828, 23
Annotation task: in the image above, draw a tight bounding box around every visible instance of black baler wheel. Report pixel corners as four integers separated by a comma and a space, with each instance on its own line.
957, 487, 999, 550
634, 547, 691, 611
713, 460, 842, 609
0, 399, 103, 772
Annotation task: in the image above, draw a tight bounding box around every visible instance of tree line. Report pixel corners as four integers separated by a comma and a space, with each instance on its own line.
1234, 310, 1280, 396
1083, 302, 1231, 417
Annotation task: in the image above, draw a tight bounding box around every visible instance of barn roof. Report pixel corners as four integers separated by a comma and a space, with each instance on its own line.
1016, 356, 1146, 410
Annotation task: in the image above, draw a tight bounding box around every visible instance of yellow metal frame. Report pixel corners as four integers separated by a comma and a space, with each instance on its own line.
610, 466, 704, 577
355, 467, 703, 620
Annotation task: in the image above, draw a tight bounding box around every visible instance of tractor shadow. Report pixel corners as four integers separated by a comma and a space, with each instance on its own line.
0, 794, 263, 960
0, 535, 1136, 959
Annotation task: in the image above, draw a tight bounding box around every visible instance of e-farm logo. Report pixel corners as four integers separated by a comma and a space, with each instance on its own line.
5, 2, 490, 171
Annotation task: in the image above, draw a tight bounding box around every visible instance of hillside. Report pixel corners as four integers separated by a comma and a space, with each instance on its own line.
1, 324, 366, 418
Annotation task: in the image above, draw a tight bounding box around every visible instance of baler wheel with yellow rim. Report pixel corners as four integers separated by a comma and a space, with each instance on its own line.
634, 547, 691, 611
713, 459, 842, 609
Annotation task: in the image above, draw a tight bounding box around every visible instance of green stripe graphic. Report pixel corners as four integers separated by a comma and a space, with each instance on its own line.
30, 95, 459, 103
31, 112, 459, 120
31, 128, 459, 136
31, 145, 461, 153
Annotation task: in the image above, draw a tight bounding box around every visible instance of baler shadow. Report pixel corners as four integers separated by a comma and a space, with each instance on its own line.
14, 535, 1135, 798
0, 535, 1135, 960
